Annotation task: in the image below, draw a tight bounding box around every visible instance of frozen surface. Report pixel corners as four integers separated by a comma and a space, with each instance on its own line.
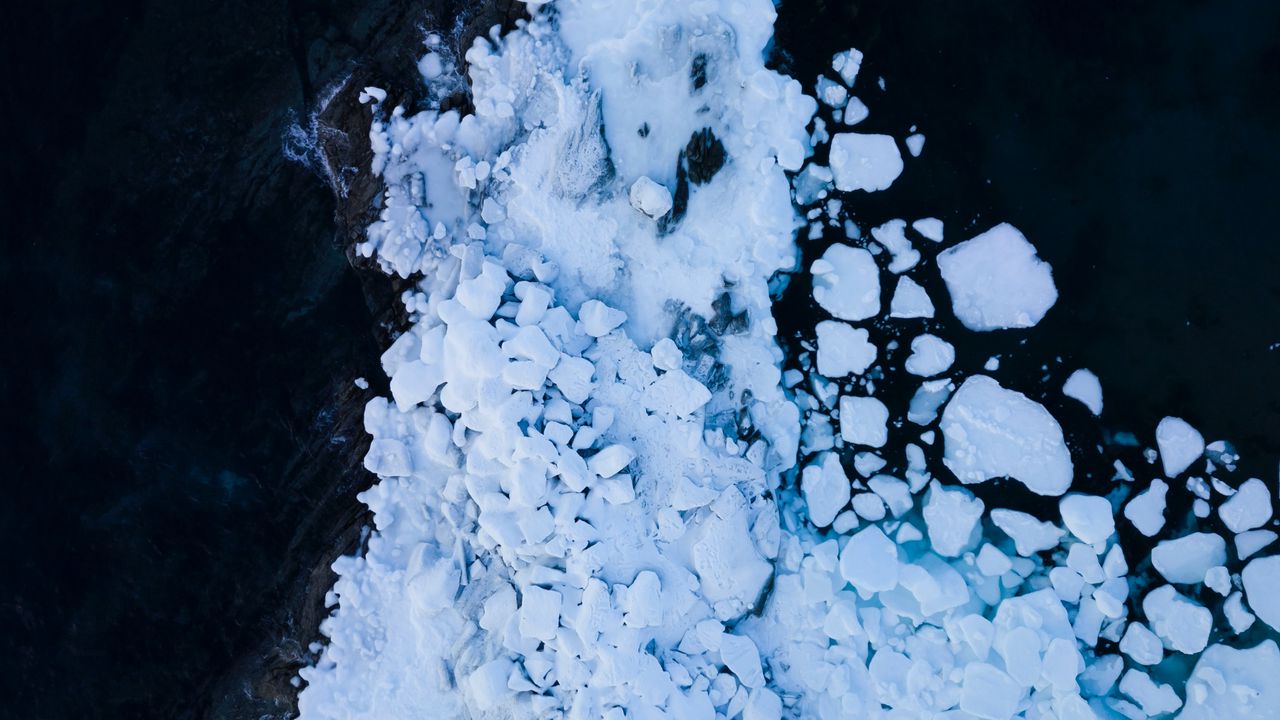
937, 224, 1058, 331
301, 6, 1280, 718
941, 375, 1074, 496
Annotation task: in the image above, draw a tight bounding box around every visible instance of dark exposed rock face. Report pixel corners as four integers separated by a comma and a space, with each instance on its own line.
6, 0, 521, 718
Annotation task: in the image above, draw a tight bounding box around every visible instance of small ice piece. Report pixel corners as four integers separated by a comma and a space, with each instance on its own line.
936, 223, 1057, 331
1119, 622, 1163, 666
991, 509, 1063, 556
1237, 529, 1278, 560
941, 375, 1074, 496
548, 355, 594, 404
1155, 416, 1204, 477
744, 688, 782, 720
912, 217, 944, 242
839, 525, 899, 593
1062, 369, 1103, 415
839, 396, 889, 448
1219, 477, 1273, 533
588, 444, 634, 478
908, 378, 952, 426
802, 453, 851, 528
1224, 591, 1256, 633
1205, 566, 1231, 595
889, 276, 935, 319
519, 586, 562, 642
577, 299, 627, 337
923, 481, 983, 557
1119, 669, 1182, 716
1058, 494, 1115, 545
643, 369, 711, 417
621, 571, 663, 628
1123, 479, 1168, 537
1180, 640, 1280, 719
815, 320, 877, 377
1143, 585, 1212, 654
1151, 532, 1226, 584
650, 337, 683, 371
793, 164, 833, 205
1242, 554, 1280, 632
815, 75, 848, 108
831, 48, 864, 86
842, 97, 869, 125
811, 244, 881, 321
904, 333, 954, 377
904, 133, 925, 157
870, 219, 920, 273
960, 662, 1023, 720
628, 176, 674, 218
977, 543, 1013, 576
829, 133, 904, 193
719, 633, 764, 688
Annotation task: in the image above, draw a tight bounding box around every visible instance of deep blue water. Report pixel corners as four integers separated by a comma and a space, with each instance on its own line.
4, 0, 1278, 717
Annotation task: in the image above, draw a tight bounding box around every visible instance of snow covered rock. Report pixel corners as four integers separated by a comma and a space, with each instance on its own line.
936, 223, 1057, 331
628, 176, 673, 218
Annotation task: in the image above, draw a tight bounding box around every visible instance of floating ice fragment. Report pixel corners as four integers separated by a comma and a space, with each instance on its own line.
922, 481, 983, 557
1180, 640, 1280, 718
1062, 369, 1103, 415
1242, 554, 1280, 632
1219, 477, 1272, 533
1143, 585, 1212, 654
889, 276, 935, 318
815, 320, 876, 377
1119, 622, 1163, 666
1236, 529, 1278, 560
904, 333, 954, 377
941, 375, 1074, 496
937, 223, 1057, 331
869, 219, 920, 273
829, 133, 904, 192
720, 634, 764, 688
1123, 479, 1168, 536
839, 525, 899, 593
831, 48, 864, 86
960, 662, 1023, 720
577, 299, 627, 337
1151, 532, 1226, 584
904, 132, 925, 157
839, 395, 889, 447
1119, 669, 1182, 716
912, 217, 944, 242
802, 453, 851, 528
811, 243, 881, 321
991, 508, 1064, 556
1155, 416, 1204, 477
1059, 493, 1115, 545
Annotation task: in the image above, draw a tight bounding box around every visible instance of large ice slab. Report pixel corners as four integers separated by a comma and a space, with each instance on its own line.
941, 375, 1074, 496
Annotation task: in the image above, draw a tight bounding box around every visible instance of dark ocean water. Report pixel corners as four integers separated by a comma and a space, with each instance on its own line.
4, 0, 1278, 718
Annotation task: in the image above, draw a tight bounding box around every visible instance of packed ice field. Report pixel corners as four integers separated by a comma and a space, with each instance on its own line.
296, 1, 1280, 718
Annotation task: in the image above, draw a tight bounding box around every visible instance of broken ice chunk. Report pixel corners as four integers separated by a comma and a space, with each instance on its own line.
1058, 493, 1115, 545
904, 333, 954, 377
829, 133, 904, 192
588, 444, 634, 478
912, 217, 944, 242
832, 48, 864, 86
1119, 622, 1163, 666
1242, 554, 1280, 632
577, 299, 627, 337
811, 244, 881, 321
889, 276, 935, 319
1123, 479, 1167, 536
1236, 529, 1278, 560
904, 132, 925, 157
941, 375, 1074, 496
1180, 640, 1280, 718
839, 525, 899, 593
1143, 584, 1212, 654
1119, 669, 1182, 716
802, 452, 851, 528
1151, 532, 1226, 584
518, 586, 562, 642
628, 176, 674, 218
839, 395, 889, 447
936, 223, 1057, 331
1061, 369, 1103, 416
719, 634, 764, 688
1219, 477, 1273, 533
922, 481, 983, 557
643, 369, 711, 417
869, 219, 920, 273
815, 320, 877, 377
991, 508, 1063, 556
960, 662, 1023, 720
1155, 416, 1204, 477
